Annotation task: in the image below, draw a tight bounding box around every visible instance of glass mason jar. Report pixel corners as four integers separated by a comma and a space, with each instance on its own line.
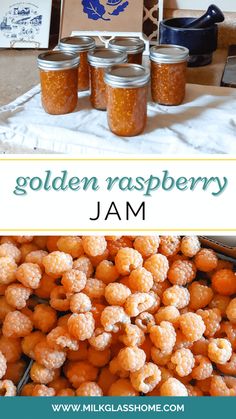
58, 36, 95, 92
105, 64, 150, 137
38, 51, 79, 115
150, 45, 189, 106
108, 37, 145, 65
88, 48, 127, 111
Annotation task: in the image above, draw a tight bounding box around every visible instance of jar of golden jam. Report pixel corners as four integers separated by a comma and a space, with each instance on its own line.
105, 64, 150, 137
38, 51, 79, 115
88, 48, 127, 111
108, 37, 145, 65
150, 45, 189, 106
58, 36, 95, 92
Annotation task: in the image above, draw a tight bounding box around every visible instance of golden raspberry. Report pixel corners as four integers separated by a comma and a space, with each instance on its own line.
43, 251, 73, 278
179, 312, 206, 342
46, 237, 60, 252
129, 268, 153, 292
195, 249, 218, 272
0, 336, 21, 363
168, 260, 196, 286
5, 284, 31, 309
0, 244, 21, 263
82, 236, 107, 257
150, 321, 176, 354
73, 256, 94, 278
125, 292, 155, 317
159, 236, 181, 257
148, 291, 161, 314
212, 269, 236, 296
65, 361, 98, 388
155, 306, 180, 326
95, 260, 119, 284
61, 269, 87, 294
209, 294, 230, 316
0, 351, 7, 379
32, 304, 57, 333
33, 236, 47, 249
119, 324, 145, 347
88, 347, 111, 367
30, 362, 58, 384
57, 388, 75, 396
68, 312, 95, 341
0, 257, 17, 285
108, 378, 138, 396
34, 274, 57, 300
21, 383, 36, 396
50, 286, 70, 312
133, 236, 160, 258
186, 384, 203, 396
0, 379, 16, 396
67, 341, 88, 362
208, 338, 232, 364
32, 384, 55, 397
3, 310, 33, 338
47, 326, 79, 351
4, 358, 26, 384
130, 362, 161, 393
101, 306, 130, 333
189, 282, 213, 310
57, 236, 84, 258
14, 236, 33, 244
216, 353, 236, 375
83, 278, 105, 299
35, 340, 66, 370
109, 356, 129, 378
197, 308, 221, 337
22, 331, 45, 359
25, 250, 48, 269
174, 330, 192, 352
104, 283, 130, 306
144, 254, 169, 283
162, 285, 190, 309
70, 293, 91, 313
160, 377, 188, 396
192, 355, 213, 380
117, 346, 146, 372
191, 337, 209, 357
98, 366, 117, 395
89, 328, 112, 351
180, 236, 201, 257
170, 348, 195, 377
16, 263, 42, 289
210, 376, 235, 397
226, 298, 236, 323
115, 247, 143, 276
76, 381, 103, 396
135, 312, 155, 333
20, 243, 38, 261
107, 237, 133, 260
151, 347, 171, 366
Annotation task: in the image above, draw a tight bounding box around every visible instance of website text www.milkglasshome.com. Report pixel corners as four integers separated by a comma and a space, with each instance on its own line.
51, 402, 185, 413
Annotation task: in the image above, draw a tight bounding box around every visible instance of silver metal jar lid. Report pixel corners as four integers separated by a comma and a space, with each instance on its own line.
150, 45, 189, 64
88, 47, 127, 68
58, 36, 95, 53
108, 37, 145, 55
37, 51, 80, 71
104, 64, 150, 88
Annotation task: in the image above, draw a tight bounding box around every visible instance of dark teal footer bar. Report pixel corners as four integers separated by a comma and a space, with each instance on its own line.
0, 397, 234, 419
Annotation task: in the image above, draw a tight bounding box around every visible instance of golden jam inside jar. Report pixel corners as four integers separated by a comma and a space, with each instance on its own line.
90, 66, 107, 111
58, 36, 96, 92
150, 45, 189, 106
127, 52, 143, 65
88, 48, 127, 111
38, 51, 79, 115
151, 61, 187, 106
105, 64, 150, 137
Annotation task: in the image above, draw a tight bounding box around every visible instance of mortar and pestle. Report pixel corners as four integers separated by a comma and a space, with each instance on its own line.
159, 5, 225, 67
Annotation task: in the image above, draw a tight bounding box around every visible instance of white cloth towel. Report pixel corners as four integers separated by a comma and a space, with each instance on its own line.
0, 83, 236, 154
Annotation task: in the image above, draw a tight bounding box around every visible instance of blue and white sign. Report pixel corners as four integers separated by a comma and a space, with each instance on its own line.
0, 1, 52, 48
82, 0, 129, 21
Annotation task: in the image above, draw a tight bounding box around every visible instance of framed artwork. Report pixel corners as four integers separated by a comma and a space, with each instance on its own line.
60, 1, 163, 45
0, 0, 52, 48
